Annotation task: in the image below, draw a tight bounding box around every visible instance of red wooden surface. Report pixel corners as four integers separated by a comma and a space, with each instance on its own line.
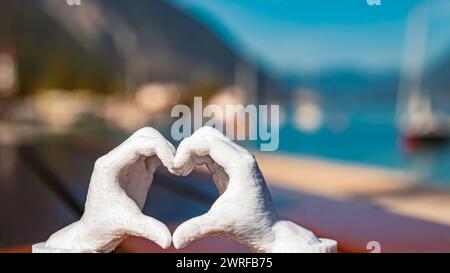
2, 166, 450, 253
4, 189, 450, 253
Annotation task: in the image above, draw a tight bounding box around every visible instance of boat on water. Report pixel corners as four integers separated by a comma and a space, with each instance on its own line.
399, 93, 450, 143
396, 3, 450, 146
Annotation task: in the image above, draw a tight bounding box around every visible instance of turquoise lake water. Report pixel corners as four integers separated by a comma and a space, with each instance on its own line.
274, 107, 450, 187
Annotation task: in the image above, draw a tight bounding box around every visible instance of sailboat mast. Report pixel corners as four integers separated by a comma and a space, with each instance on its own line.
397, 4, 431, 131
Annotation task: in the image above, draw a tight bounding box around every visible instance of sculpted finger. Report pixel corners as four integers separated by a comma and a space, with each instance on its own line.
172, 212, 221, 249
131, 127, 176, 170
171, 137, 198, 176
192, 126, 250, 154
97, 127, 175, 173
173, 126, 254, 176
126, 214, 172, 249
154, 138, 176, 170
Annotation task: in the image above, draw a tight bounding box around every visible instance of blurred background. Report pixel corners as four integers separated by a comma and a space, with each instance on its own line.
0, 0, 450, 252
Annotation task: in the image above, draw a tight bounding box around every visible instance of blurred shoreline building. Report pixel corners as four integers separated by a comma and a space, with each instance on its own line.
0, 0, 283, 135
36, 0, 281, 100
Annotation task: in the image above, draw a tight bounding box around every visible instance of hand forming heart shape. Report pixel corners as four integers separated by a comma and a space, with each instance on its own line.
33, 127, 175, 253
33, 127, 337, 253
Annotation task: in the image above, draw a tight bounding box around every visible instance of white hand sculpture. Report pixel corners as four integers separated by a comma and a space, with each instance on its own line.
33, 127, 174, 253
172, 126, 337, 253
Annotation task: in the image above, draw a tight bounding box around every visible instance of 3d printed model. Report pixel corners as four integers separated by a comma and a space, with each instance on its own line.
172, 127, 337, 253
33, 126, 337, 253
33, 128, 175, 253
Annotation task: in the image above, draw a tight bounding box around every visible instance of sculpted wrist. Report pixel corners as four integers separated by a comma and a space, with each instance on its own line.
32, 220, 95, 253
260, 220, 338, 253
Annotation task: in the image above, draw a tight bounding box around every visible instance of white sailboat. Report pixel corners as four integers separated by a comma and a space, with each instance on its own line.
397, 2, 450, 142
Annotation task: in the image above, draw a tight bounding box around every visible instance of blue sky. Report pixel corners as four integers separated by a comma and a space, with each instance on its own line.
167, 0, 450, 75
